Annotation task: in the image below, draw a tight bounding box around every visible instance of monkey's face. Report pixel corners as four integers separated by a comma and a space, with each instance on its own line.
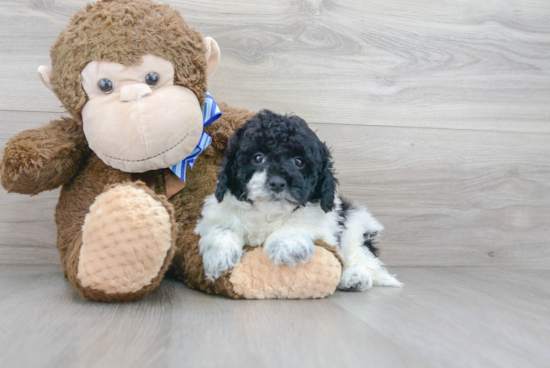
36, 1, 221, 174
80, 54, 204, 173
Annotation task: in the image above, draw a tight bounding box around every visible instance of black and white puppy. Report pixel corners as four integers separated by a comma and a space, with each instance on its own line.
195, 110, 402, 290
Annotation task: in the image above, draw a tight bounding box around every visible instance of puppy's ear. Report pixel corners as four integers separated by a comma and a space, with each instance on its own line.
215, 135, 239, 202
215, 157, 231, 202
315, 143, 337, 212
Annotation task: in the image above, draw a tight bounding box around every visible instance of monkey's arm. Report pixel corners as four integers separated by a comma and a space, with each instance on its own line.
205, 102, 256, 151
1, 117, 89, 195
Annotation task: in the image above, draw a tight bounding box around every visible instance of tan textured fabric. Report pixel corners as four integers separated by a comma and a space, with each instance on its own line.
229, 246, 342, 300
37, 65, 53, 91
81, 55, 206, 173
82, 68, 204, 173
81, 55, 174, 99
60, 180, 179, 303
77, 184, 173, 294
203, 37, 221, 78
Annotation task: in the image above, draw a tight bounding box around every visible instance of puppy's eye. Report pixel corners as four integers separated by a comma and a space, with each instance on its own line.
145, 72, 159, 86
294, 157, 304, 168
253, 153, 265, 164
98, 78, 114, 94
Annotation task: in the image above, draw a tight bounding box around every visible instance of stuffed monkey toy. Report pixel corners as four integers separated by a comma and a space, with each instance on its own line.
0, 0, 343, 302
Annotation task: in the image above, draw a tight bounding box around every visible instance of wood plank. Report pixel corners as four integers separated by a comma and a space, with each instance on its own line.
1, 111, 549, 267
0, 1, 76, 113
0, 0, 549, 133
333, 267, 550, 368
0, 264, 176, 368
167, 274, 426, 368
0, 265, 548, 368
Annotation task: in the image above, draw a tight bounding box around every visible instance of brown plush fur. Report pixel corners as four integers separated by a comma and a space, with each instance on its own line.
50, 0, 208, 121
1, 118, 88, 195
53, 103, 255, 301
64, 181, 178, 302
0, 0, 343, 302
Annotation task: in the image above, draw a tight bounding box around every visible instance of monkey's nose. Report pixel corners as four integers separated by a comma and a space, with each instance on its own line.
120, 83, 153, 102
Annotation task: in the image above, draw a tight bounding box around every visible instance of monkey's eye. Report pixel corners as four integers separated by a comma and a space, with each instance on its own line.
253, 153, 265, 164
97, 78, 114, 94
294, 157, 304, 168
145, 72, 159, 86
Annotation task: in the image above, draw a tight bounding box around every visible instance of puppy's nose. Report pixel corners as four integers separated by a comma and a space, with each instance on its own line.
120, 83, 153, 102
269, 176, 287, 193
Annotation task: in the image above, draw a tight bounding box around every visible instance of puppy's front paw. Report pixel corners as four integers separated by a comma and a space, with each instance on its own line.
199, 230, 244, 281
202, 246, 243, 281
338, 267, 373, 291
264, 228, 315, 267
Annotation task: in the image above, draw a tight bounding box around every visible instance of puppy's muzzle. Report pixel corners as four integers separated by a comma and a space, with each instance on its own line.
268, 176, 287, 193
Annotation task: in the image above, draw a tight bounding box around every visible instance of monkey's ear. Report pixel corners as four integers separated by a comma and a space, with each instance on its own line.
37, 66, 53, 92
203, 37, 221, 78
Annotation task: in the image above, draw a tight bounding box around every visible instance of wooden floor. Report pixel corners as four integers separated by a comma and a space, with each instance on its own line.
0, 265, 548, 368
1, 1, 549, 368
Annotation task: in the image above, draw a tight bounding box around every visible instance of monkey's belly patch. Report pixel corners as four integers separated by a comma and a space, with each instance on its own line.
77, 184, 173, 294
229, 246, 342, 299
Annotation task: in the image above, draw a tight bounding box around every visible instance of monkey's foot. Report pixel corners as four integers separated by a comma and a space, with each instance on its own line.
76, 182, 176, 302
228, 245, 342, 299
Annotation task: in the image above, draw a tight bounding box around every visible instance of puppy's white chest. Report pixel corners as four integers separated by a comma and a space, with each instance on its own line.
236, 200, 338, 247
239, 210, 289, 247
196, 193, 340, 248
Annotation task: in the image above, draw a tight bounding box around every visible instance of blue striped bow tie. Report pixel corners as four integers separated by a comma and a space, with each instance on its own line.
169, 91, 221, 182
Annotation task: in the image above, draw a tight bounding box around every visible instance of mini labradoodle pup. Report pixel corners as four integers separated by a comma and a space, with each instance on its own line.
195, 110, 402, 290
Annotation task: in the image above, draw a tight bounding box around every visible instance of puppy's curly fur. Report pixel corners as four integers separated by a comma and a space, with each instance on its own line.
216, 110, 336, 212
196, 111, 403, 289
